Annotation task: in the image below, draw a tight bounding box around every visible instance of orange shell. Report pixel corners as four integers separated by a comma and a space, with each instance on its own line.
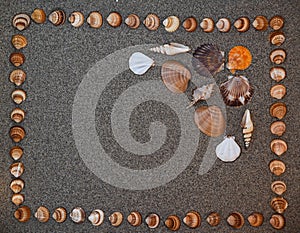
227, 46, 252, 74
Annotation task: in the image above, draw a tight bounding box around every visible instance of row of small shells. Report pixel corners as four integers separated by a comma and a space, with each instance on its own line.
13, 10, 284, 33
13, 206, 285, 230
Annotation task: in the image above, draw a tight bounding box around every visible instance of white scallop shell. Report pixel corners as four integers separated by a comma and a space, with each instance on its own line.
150, 43, 191, 55
216, 136, 241, 162
129, 52, 154, 75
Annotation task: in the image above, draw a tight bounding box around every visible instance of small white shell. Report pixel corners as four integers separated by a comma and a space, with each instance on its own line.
163, 16, 180, 32
129, 52, 154, 75
150, 43, 191, 55
216, 136, 241, 162
216, 18, 231, 32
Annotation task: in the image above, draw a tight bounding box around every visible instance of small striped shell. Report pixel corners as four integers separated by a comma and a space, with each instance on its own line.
31, 8, 46, 24
10, 126, 26, 143
11, 34, 27, 50
252, 15, 268, 31
269, 31, 285, 46
270, 214, 285, 229
183, 211, 201, 228
270, 67, 286, 82
234, 17, 250, 32
48, 10, 66, 26
109, 211, 123, 227
12, 193, 25, 206
270, 121, 286, 136
10, 179, 25, 193
270, 49, 286, 65
145, 213, 160, 229
11, 108, 25, 123
216, 18, 231, 32
163, 16, 180, 32
182, 17, 198, 32
270, 102, 287, 119
35, 206, 50, 223
271, 197, 288, 214
68, 11, 85, 27
12, 13, 31, 31
247, 212, 264, 227
270, 84, 286, 99
165, 215, 181, 231
271, 180, 287, 195
14, 206, 31, 222
88, 209, 105, 226
10, 162, 25, 178
200, 17, 214, 32
206, 212, 221, 226
87, 12, 103, 28
52, 207, 67, 223
127, 211, 142, 227
10, 69, 26, 86
270, 139, 287, 156
125, 14, 140, 29
227, 212, 244, 229
70, 207, 85, 223
10, 146, 24, 161
269, 15, 284, 30
269, 159, 286, 176
143, 14, 160, 31
107, 12, 122, 27
12, 89, 26, 104
10, 52, 25, 67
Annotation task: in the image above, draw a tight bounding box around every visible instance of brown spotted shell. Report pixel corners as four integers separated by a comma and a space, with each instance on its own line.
216, 18, 231, 32
68, 11, 85, 28
48, 10, 66, 26
10, 69, 26, 86
194, 105, 225, 137
109, 211, 123, 227
269, 15, 284, 30
270, 214, 285, 229
10, 126, 26, 143
143, 13, 160, 31
10, 162, 25, 178
227, 212, 244, 229
70, 207, 85, 223
52, 207, 67, 223
269, 31, 285, 46
87, 12, 103, 28
182, 17, 198, 32
269, 159, 286, 176
10, 52, 25, 67
14, 206, 31, 222
10, 146, 24, 161
31, 8, 46, 24
10, 178, 25, 193
163, 16, 180, 32
270, 102, 287, 119
270, 49, 286, 65
200, 17, 214, 32
11, 108, 25, 123
12, 89, 26, 104
270, 84, 286, 99
270, 121, 286, 136
271, 197, 288, 214
247, 212, 264, 227
234, 17, 250, 32
127, 211, 142, 227
252, 15, 268, 31
270, 139, 287, 156
165, 215, 181, 231
227, 46, 252, 74
12, 13, 31, 31
12, 193, 25, 206
107, 12, 122, 27
125, 14, 140, 29
35, 206, 50, 222
271, 180, 287, 195
206, 212, 220, 226
11, 35, 27, 50
270, 67, 286, 82
183, 210, 201, 228
145, 213, 160, 229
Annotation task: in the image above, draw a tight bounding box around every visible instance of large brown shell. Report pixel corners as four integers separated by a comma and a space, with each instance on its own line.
270, 67, 286, 82
271, 180, 287, 195
10, 52, 25, 67
163, 16, 180, 32
269, 31, 285, 46
125, 14, 140, 29
269, 159, 286, 176
127, 211, 142, 227
227, 212, 244, 229
182, 17, 198, 32
68, 11, 85, 28
183, 210, 201, 228
70, 207, 85, 223
216, 18, 231, 32
161, 60, 191, 93
52, 207, 67, 223
165, 215, 181, 231
107, 12, 122, 27
252, 15, 268, 31
109, 211, 123, 227
12, 193, 25, 206
31, 8, 46, 24
206, 212, 220, 226
10, 126, 26, 143
220, 75, 254, 106
35, 206, 50, 223
270, 121, 286, 136
200, 17, 214, 32
270, 214, 285, 229
194, 105, 225, 137
270, 49, 286, 65
10, 69, 26, 86
10, 178, 25, 193
269, 15, 284, 30
143, 13, 160, 31
145, 213, 160, 229
87, 12, 103, 29
11, 108, 25, 123
11, 35, 27, 50
12, 13, 31, 31
10, 146, 24, 161
247, 212, 264, 227
12, 89, 27, 104
227, 46, 252, 74
14, 206, 31, 222
10, 162, 24, 178
270, 84, 286, 99
270, 102, 287, 119
48, 10, 66, 26
271, 197, 288, 214
270, 139, 287, 156
234, 17, 250, 32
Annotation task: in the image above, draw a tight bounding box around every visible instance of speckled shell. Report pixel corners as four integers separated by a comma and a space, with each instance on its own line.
35, 206, 50, 223
11, 35, 27, 50
127, 211, 142, 227
206, 212, 221, 226
87, 12, 103, 28
227, 212, 244, 229
125, 14, 140, 29
194, 105, 225, 137
14, 206, 31, 222
271, 197, 288, 214
10, 146, 24, 161
271, 180, 287, 195
10, 52, 25, 67
270, 49, 286, 65
161, 60, 191, 93
269, 159, 286, 176
145, 213, 160, 229
10, 178, 25, 193
270, 139, 287, 156
31, 8, 46, 24
107, 12, 122, 27
270, 102, 287, 119
270, 214, 285, 229
165, 215, 181, 231
269, 15, 284, 30
11, 108, 25, 123
234, 17, 250, 32
12, 89, 26, 104
270, 67, 286, 82
68, 11, 85, 27
10, 69, 26, 86
163, 16, 180, 32
247, 212, 264, 227
88, 209, 105, 226
227, 46, 252, 74
270, 121, 286, 136
109, 211, 123, 227
10, 162, 24, 178
216, 18, 231, 32
12, 193, 25, 206
270, 84, 286, 99
270, 31, 285, 46
143, 14, 160, 31
183, 211, 201, 229
52, 207, 67, 223
252, 15, 268, 31
200, 17, 214, 32
182, 17, 198, 32
10, 126, 26, 143
12, 13, 31, 31
48, 10, 66, 26
70, 207, 85, 223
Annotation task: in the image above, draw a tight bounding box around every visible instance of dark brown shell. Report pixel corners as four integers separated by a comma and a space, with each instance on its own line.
10, 52, 25, 67
48, 10, 66, 26
165, 215, 181, 231
227, 212, 244, 229
182, 17, 198, 32
14, 206, 31, 222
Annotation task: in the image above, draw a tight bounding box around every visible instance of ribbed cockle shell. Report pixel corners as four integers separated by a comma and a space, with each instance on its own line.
11, 35, 27, 50
125, 14, 140, 29
52, 207, 67, 223
269, 159, 286, 176
143, 14, 160, 31
271, 180, 286, 195
48, 10, 66, 26
270, 197, 288, 214
12, 13, 31, 31
163, 16, 180, 32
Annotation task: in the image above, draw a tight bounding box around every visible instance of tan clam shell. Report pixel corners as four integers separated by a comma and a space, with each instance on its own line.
88, 209, 105, 226
270, 49, 286, 65
109, 211, 123, 227
269, 15, 284, 30
52, 207, 67, 223
270, 102, 287, 119
200, 17, 214, 32
182, 17, 198, 32
12, 193, 25, 206
10, 52, 25, 67
10, 146, 24, 161
270, 121, 286, 136
14, 206, 31, 222
107, 12, 122, 27
143, 13, 160, 31
31, 8, 46, 24
10, 69, 26, 86
271, 197, 288, 214
68, 11, 85, 27
163, 15, 180, 32
234, 17, 250, 32
194, 105, 225, 137
127, 211, 142, 227
161, 60, 191, 93
270, 84, 286, 99
12, 89, 27, 104
247, 212, 264, 227
252, 15, 268, 31
10, 178, 25, 193
87, 12, 103, 29
183, 210, 201, 228
125, 14, 140, 29
11, 34, 27, 50
206, 212, 220, 226
11, 108, 25, 123
10, 126, 26, 143
145, 213, 160, 228
48, 10, 66, 26
271, 180, 287, 195
216, 18, 231, 32
165, 215, 181, 231
35, 206, 50, 222
270, 139, 287, 156
270, 67, 286, 82
269, 159, 286, 176
269, 31, 285, 46
270, 214, 285, 229
10, 162, 24, 178
12, 13, 31, 31
70, 207, 85, 223
227, 212, 244, 229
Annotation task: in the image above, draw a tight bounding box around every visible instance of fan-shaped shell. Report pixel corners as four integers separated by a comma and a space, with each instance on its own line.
271, 197, 288, 214
200, 17, 214, 32
87, 12, 103, 28
35, 206, 50, 222
143, 13, 160, 31
150, 43, 191, 56
270, 121, 286, 136
107, 12, 122, 27
234, 17, 250, 32
216, 18, 231, 32
269, 159, 286, 176
216, 136, 241, 162
270, 139, 287, 156
10, 52, 25, 67
12, 193, 25, 206
70, 207, 85, 223
165, 215, 181, 231
270, 102, 287, 119
187, 83, 214, 108
270, 84, 286, 99
14, 206, 31, 222
270, 214, 285, 229
227, 46, 252, 74
183, 210, 201, 228
269, 31, 285, 46
10, 146, 24, 161
192, 44, 224, 77
68, 11, 84, 27
12, 13, 31, 31
269, 15, 284, 30
12, 89, 26, 104
129, 52, 154, 75
163, 16, 180, 32
10, 178, 25, 193
271, 180, 286, 195
270, 67, 286, 82
52, 207, 67, 223
241, 109, 253, 149
145, 213, 160, 228
31, 8, 46, 24
10, 69, 26, 86
88, 209, 105, 226
161, 60, 191, 93
220, 75, 254, 106
10, 126, 26, 143
11, 108, 25, 123
127, 211, 142, 227
247, 212, 264, 227
10, 162, 24, 178
194, 105, 225, 137
206, 212, 220, 226
270, 49, 286, 64
182, 17, 198, 32
252, 15, 268, 31
125, 14, 140, 29
11, 35, 27, 50
109, 211, 123, 227
227, 212, 244, 229
48, 10, 66, 26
